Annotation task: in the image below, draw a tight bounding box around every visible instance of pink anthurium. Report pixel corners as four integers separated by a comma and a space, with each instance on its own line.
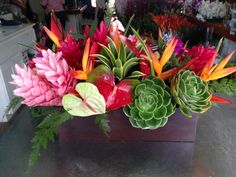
87, 65, 140, 110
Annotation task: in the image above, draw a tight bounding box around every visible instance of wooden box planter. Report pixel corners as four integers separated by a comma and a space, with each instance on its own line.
58, 109, 198, 142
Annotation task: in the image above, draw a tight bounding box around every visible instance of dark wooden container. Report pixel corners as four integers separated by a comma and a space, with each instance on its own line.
58, 109, 198, 142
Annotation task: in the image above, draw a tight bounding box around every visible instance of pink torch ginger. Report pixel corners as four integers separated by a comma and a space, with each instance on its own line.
11, 64, 61, 106
33, 49, 77, 96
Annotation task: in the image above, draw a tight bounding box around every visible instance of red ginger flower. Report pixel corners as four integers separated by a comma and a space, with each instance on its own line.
186, 45, 217, 75
59, 35, 84, 70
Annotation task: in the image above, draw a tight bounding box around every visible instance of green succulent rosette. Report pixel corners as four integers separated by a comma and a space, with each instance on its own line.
123, 76, 176, 129
171, 70, 212, 118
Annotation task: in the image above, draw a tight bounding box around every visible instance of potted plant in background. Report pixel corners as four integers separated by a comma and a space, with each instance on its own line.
6, 12, 236, 168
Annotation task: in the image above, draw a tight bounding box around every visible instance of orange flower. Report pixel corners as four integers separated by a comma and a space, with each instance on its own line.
200, 51, 236, 81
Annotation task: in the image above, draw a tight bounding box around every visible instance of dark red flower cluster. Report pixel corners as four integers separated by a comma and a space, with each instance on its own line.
150, 13, 193, 32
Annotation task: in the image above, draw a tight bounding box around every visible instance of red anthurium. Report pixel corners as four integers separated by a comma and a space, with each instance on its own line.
87, 65, 140, 110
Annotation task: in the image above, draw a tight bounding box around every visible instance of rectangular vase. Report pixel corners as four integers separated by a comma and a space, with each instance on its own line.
58, 109, 198, 142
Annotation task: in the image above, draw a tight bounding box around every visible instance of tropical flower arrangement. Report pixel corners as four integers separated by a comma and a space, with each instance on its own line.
8, 12, 236, 167
196, 0, 227, 21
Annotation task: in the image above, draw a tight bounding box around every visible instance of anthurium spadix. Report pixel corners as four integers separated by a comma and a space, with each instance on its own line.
62, 82, 106, 117
200, 51, 236, 82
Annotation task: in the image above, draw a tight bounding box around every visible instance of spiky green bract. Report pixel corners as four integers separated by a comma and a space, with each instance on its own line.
28, 108, 73, 168
123, 76, 176, 129
171, 70, 212, 118
92, 37, 144, 80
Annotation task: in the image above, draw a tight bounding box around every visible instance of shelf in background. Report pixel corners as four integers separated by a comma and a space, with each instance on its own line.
185, 15, 236, 42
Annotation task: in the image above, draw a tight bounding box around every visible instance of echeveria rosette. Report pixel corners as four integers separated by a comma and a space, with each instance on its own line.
171, 70, 212, 118
123, 76, 176, 129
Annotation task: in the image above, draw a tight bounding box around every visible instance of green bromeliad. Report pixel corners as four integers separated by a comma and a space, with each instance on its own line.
123, 76, 176, 129
92, 36, 145, 80
171, 70, 212, 118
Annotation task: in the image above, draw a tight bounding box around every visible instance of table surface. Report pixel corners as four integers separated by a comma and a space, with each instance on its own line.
0, 95, 236, 177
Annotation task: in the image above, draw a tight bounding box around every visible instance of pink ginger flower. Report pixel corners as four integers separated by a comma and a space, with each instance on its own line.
33, 49, 77, 96
11, 64, 61, 106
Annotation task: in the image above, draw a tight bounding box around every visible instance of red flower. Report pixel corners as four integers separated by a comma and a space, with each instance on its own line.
150, 13, 193, 32
59, 35, 84, 70
187, 45, 217, 75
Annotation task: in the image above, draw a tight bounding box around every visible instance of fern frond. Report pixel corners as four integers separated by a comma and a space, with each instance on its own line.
28, 108, 73, 168
3, 97, 23, 118
95, 114, 111, 136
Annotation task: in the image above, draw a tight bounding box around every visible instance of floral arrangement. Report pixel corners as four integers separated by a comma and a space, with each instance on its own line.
150, 13, 193, 33
8, 12, 236, 167
196, 0, 227, 21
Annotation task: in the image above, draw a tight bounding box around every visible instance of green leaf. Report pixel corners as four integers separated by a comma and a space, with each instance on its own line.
95, 114, 111, 136
100, 43, 116, 66
118, 41, 126, 64
89, 19, 98, 37
124, 14, 135, 36
131, 27, 151, 61
123, 60, 139, 77
28, 107, 53, 118
28, 109, 73, 168
107, 36, 118, 58
115, 59, 123, 67
91, 54, 112, 68
127, 71, 146, 79
62, 83, 106, 117
4, 96, 23, 118
113, 67, 123, 81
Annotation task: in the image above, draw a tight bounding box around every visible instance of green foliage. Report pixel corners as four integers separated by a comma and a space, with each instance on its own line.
28, 107, 56, 118
28, 108, 73, 168
123, 76, 176, 129
89, 19, 98, 37
95, 114, 111, 136
93, 37, 144, 80
4, 97, 23, 118
210, 78, 236, 96
124, 14, 135, 36
171, 70, 212, 118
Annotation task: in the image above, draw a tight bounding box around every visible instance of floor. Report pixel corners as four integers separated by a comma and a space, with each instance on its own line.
0, 96, 236, 177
